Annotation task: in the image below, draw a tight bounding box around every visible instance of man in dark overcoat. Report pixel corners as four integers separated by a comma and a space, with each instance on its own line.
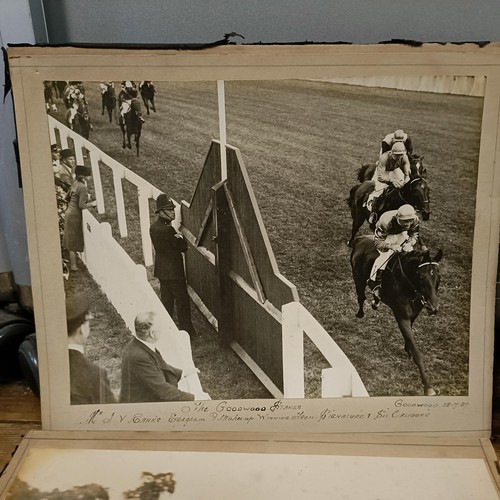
149, 194, 196, 336
67, 295, 115, 405
120, 311, 195, 403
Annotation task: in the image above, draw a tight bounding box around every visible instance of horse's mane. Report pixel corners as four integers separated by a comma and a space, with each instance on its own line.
390, 249, 434, 272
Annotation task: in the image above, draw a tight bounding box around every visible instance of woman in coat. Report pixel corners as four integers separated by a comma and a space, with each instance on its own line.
63, 165, 97, 271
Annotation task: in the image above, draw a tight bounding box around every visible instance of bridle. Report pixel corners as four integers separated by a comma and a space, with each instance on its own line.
396, 178, 430, 214
395, 255, 439, 307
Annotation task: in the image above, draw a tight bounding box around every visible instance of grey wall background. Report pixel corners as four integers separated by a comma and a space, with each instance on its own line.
41, 0, 500, 45
2, 0, 500, 293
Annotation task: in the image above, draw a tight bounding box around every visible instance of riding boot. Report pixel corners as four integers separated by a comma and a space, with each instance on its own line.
368, 270, 383, 310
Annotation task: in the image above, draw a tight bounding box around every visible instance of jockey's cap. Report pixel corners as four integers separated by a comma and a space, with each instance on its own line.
394, 129, 405, 140
391, 142, 406, 155
396, 204, 416, 221
125, 81, 133, 88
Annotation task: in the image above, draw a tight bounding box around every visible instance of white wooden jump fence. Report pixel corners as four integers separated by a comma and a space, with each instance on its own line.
49, 116, 368, 399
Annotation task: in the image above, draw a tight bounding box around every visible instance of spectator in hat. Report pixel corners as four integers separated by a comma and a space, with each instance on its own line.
149, 194, 196, 336
51, 145, 71, 242
51, 144, 61, 173
66, 295, 115, 405
63, 165, 97, 271
380, 129, 413, 156
58, 148, 76, 189
120, 311, 195, 403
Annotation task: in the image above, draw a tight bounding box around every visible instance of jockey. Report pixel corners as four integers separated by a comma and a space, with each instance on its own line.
368, 204, 420, 309
366, 142, 411, 223
380, 129, 413, 156
119, 81, 145, 123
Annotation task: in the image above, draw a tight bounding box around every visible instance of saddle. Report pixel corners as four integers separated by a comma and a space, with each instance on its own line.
372, 185, 398, 214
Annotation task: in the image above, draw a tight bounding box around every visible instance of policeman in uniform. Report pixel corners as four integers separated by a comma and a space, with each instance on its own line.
149, 194, 196, 336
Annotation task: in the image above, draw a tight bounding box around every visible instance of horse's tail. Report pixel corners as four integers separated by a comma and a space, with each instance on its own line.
347, 184, 360, 209
357, 164, 369, 183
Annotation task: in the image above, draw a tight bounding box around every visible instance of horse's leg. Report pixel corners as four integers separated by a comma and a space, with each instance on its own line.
395, 317, 435, 396
151, 96, 156, 112
143, 97, 150, 115
120, 122, 127, 149
135, 133, 140, 157
348, 209, 366, 247
353, 272, 367, 318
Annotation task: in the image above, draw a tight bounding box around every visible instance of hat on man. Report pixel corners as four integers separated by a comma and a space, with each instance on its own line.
51, 144, 60, 152
155, 194, 175, 212
75, 165, 92, 177
391, 142, 406, 155
66, 295, 90, 334
60, 148, 75, 160
394, 129, 405, 141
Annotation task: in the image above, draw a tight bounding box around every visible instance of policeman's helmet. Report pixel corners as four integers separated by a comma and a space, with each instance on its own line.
391, 142, 406, 155
396, 204, 416, 221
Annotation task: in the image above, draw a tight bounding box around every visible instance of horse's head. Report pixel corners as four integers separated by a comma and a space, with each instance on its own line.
408, 249, 443, 315
409, 154, 426, 179
77, 102, 90, 121
405, 177, 431, 220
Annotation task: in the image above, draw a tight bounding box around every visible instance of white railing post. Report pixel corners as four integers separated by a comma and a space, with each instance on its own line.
282, 301, 305, 398
89, 149, 105, 214
59, 129, 69, 150
112, 166, 128, 238
138, 184, 154, 267
217, 80, 227, 181
74, 136, 85, 165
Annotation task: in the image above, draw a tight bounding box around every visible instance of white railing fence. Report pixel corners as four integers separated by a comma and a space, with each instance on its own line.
49, 116, 160, 267
318, 75, 486, 97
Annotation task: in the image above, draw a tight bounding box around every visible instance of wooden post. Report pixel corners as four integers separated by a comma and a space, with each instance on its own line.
217, 80, 227, 181
213, 180, 233, 343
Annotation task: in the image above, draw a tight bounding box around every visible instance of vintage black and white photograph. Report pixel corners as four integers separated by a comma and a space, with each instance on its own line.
44, 75, 482, 403
8, 45, 499, 434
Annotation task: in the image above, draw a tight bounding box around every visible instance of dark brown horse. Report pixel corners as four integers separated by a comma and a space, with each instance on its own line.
119, 98, 143, 156
347, 177, 431, 246
139, 81, 156, 114
350, 235, 443, 395
101, 83, 117, 123
357, 153, 426, 183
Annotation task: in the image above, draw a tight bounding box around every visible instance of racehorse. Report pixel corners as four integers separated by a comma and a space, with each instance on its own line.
357, 153, 426, 183
65, 102, 92, 140
347, 176, 431, 246
350, 235, 442, 396
101, 83, 117, 123
119, 98, 143, 156
140, 81, 156, 114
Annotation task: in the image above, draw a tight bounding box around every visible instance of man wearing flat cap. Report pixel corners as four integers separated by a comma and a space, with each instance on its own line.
149, 194, 196, 336
66, 295, 115, 405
